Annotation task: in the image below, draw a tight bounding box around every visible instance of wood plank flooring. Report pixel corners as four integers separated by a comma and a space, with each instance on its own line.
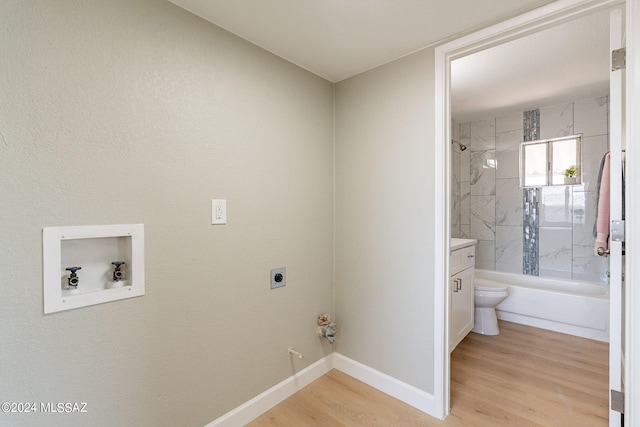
247, 321, 608, 426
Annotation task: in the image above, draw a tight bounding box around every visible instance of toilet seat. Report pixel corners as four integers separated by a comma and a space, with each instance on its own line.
474, 277, 507, 292
475, 285, 508, 292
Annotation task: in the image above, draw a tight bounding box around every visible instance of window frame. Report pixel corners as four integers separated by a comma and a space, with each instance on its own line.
519, 134, 583, 188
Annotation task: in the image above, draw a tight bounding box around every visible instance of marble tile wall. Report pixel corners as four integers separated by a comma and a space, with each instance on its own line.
451, 95, 610, 283
451, 119, 461, 237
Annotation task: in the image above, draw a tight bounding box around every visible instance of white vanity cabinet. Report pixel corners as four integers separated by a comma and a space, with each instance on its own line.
450, 239, 476, 352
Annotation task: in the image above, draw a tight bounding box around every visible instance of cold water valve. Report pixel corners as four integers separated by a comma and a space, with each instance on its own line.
111, 261, 125, 281
65, 266, 82, 289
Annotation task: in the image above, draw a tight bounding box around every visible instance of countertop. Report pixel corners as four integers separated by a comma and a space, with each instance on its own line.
451, 238, 477, 251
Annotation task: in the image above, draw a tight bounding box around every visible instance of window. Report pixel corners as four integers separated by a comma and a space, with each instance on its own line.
520, 135, 582, 187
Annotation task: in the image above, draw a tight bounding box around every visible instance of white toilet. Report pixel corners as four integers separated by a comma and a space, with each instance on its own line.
472, 278, 509, 335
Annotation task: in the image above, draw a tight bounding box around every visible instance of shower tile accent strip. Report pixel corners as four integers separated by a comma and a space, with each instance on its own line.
523, 109, 540, 276
523, 188, 540, 275
523, 109, 540, 142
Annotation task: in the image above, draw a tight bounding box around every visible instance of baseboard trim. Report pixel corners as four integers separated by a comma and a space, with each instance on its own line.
205, 354, 334, 427
206, 352, 437, 426
332, 353, 436, 416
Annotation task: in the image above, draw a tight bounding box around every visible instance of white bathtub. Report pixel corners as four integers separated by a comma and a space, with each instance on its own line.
475, 269, 610, 342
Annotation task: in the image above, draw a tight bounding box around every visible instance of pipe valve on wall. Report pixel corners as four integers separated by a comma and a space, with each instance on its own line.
65, 266, 82, 289
317, 313, 337, 344
111, 261, 126, 281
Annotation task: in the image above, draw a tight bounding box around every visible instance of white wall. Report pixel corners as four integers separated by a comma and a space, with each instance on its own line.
0, 1, 334, 425
334, 50, 436, 392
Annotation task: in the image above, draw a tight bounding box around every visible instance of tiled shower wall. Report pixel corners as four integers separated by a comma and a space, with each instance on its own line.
451, 96, 610, 284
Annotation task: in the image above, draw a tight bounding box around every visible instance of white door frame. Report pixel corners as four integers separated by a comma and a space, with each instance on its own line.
608, 8, 624, 426
433, 0, 639, 421
625, 0, 640, 424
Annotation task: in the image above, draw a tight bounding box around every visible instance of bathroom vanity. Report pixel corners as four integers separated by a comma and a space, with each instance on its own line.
450, 238, 477, 351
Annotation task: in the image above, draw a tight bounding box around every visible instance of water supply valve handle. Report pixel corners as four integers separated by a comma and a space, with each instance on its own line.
111, 261, 126, 281
65, 266, 82, 287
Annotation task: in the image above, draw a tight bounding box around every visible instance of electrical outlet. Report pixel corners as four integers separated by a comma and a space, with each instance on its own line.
270, 267, 286, 289
211, 199, 226, 224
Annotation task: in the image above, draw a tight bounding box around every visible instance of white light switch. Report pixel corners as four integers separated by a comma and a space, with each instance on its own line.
212, 199, 227, 224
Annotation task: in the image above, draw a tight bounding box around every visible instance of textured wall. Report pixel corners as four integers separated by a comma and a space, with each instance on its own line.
0, 1, 334, 425
334, 50, 435, 393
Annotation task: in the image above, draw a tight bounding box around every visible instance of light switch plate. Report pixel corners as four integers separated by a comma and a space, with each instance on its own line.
212, 199, 227, 224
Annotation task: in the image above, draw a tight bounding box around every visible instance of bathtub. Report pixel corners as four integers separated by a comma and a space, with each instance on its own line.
475, 269, 610, 342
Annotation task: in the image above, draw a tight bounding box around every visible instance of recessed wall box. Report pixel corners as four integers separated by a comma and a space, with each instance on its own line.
43, 224, 145, 314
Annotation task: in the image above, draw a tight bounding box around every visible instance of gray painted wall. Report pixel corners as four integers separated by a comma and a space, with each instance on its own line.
0, 1, 334, 425
334, 50, 436, 393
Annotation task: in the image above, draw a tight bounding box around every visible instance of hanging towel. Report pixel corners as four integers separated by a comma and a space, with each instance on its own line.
594, 153, 610, 255
593, 153, 608, 237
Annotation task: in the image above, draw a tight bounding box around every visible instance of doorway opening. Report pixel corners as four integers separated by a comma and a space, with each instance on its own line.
433, 0, 628, 422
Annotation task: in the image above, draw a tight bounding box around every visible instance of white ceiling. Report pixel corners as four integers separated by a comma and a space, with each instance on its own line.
451, 9, 610, 122
168, 0, 611, 121
168, 0, 556, 82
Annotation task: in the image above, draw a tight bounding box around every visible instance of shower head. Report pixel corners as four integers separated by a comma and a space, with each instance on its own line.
451, 140, 467, 151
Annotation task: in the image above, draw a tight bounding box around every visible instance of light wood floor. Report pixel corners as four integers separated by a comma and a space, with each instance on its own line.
247, 321, 608, 426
